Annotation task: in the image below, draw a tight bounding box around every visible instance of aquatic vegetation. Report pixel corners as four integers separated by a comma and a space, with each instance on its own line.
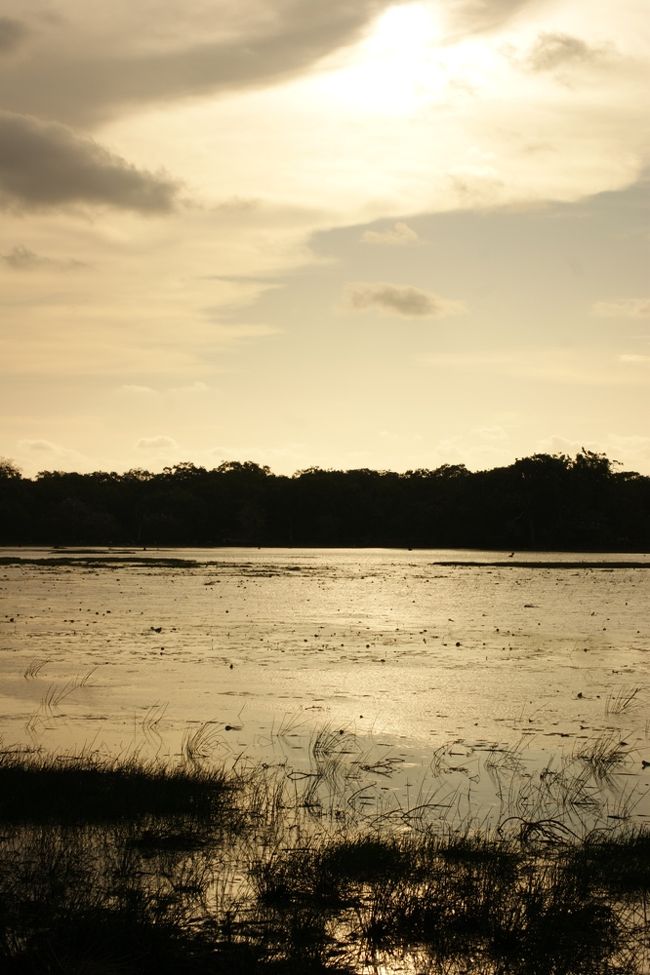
41, 668, 96, 716
1, 547, 648, 971
606, 685, 643, 716
22, 658, 47, 681
181, 720, 224, 766
577, 732, 631, 778
1, 747, 649, 974
0, 750, 232, 825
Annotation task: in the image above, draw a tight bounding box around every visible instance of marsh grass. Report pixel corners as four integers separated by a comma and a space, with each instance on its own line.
487, 732, 643, 838
577, 732, 631, 778
138, 701, 168, 754
22, 658, 47, 681
41, 669, 96, 715
25, 668, 98, 737
569, 828, 650, 897
182, 720, 225, 766
247, 827, 632, 975
606, 686, 643, 716
0, 751, 231, 824
0, 744, 649, 974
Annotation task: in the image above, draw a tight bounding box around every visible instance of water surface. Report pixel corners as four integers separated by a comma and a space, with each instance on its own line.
2, 547, 649, 826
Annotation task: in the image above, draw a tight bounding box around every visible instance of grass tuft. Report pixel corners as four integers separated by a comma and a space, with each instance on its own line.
0, 751, 231, 824
606, 686, 642, 715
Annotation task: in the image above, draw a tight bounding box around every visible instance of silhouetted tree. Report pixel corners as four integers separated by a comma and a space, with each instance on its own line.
0, 452, 648, 550
0, 458, 21, 479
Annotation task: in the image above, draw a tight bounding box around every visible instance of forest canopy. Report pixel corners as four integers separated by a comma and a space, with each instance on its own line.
0, 450, 648, 551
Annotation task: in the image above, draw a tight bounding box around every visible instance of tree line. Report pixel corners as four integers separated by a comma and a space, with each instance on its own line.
1, 450, 649, 550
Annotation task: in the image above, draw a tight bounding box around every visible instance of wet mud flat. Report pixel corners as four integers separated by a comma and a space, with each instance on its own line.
1, 547, 649, 827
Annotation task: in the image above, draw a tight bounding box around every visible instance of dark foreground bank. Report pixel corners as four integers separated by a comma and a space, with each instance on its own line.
0, 750, 648, 974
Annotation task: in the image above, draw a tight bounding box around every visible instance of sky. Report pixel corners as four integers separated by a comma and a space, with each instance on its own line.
1, 0, 649, 477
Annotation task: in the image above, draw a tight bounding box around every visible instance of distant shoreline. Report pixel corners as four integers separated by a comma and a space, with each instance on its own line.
430, 560, 650, 569
2, 451, 649, 551
2, 553, 650, 570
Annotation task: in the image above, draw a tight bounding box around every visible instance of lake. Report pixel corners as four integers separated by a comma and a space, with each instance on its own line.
1, 547, 649, 830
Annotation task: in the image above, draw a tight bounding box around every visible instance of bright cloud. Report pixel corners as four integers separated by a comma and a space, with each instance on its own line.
117, 384, 157, 396
136, 436, 179, 450
593, 298, 650, 319
16, 439, 89, 469
361, 221, 419, 245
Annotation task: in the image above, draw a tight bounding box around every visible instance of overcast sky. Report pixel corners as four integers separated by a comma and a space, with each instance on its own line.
1, 0, 649, 476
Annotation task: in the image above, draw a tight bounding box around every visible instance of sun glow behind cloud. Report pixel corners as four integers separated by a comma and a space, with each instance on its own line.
310, 2, 502, 117
1, 0, 650, 476
100, 0, 644, 226
312, 3, 442, 116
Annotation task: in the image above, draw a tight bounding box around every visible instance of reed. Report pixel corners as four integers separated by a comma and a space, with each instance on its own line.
1, 739, 649, 974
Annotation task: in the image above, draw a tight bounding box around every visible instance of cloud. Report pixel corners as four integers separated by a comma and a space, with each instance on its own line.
444, 0, 537, 39
136, 436, 179, 450
606, 435, 650, 471
524, 32, 612, 72
17, 439, 87, 467
618, 354, 650, 364
117, 384, 158, 396
361, 221, 419, 245
420, 348, 650, 387
201, 320, 282, 340
0, 17, 28, 56
19, 439, 66, 454
475, 425, 508, 442
345, 282, 466, 318
0, 1, 400, 125
592, 298, 650, 319
0, 112, 179, 212
117, 382, 210, 396
1, 244, 89, 271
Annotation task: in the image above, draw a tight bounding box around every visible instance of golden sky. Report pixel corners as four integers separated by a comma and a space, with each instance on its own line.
1, 0, 649, 476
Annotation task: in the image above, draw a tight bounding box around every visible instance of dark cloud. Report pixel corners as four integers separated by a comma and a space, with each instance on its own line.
2, 244, 89, 270
0, 1, 401, 125
525, 32, 611, 72
0, 112, 179, 212
346, 282, 466, 318
0, 17, 29, 55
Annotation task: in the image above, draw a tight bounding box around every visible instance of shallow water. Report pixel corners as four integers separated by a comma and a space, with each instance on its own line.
1, 547, 649, 826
